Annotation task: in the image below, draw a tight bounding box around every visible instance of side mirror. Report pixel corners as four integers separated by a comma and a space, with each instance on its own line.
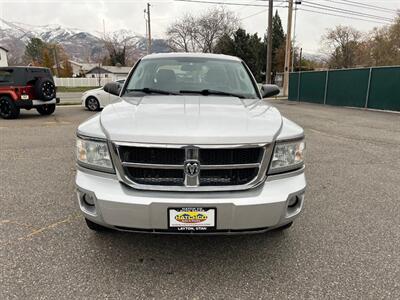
260, 84, 280, 98
104, 82, 121, 96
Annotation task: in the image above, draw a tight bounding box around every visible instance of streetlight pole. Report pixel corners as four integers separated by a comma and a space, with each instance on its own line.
283, 0, 293, 97
291, 3, 297, 72
147, 3, 152, 54
266, 0, 273, 83
291, 1, 301, 72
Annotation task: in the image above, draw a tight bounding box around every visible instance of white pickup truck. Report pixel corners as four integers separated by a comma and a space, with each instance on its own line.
75, 53, 306, 234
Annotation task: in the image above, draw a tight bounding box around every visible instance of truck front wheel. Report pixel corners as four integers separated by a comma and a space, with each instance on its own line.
0, 96, 20, 119
36, 104, 56, 116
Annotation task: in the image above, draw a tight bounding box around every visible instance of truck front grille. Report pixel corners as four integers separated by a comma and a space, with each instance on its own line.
199, 168, 259, 186
119, 146, 185, 164
113, 143, 269, 191
126, 168, 184, 186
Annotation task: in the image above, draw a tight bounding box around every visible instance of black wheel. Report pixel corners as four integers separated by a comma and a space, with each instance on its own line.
86, 97, 101, 111
36, 104, 56, 116
85, 218, 108, 231
34, 78, 56, 101
0, 96, 20, 119
275, 222, 293, 231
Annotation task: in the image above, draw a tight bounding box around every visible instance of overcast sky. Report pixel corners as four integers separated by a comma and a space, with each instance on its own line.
0, 0, 399, 54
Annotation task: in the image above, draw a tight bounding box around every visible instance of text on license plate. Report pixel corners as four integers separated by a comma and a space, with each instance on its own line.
169, 208, 215, 231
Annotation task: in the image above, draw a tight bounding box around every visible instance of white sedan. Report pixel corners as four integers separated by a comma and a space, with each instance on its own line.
81, 79, 125, 111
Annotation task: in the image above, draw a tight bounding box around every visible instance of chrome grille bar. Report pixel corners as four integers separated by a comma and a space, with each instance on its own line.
201, 163, 260, 170
121, 162, 182, 169
121, 162, 261, 170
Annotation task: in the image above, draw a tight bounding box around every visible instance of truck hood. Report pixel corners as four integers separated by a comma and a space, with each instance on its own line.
100, 95, 283, 144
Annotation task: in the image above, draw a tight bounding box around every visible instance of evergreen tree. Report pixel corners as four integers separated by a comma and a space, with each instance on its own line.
214, 34, 235, 55
214, 10, 287, 82
25, 38, 46, 64
42, 48, 54, 70
272, 10, 285, 54
214, 28, 265, 82
271, 10, 285, 74
60, 58, 73, 77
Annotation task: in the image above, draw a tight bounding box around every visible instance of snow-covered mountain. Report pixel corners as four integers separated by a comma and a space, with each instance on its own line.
0, 18, 169, 64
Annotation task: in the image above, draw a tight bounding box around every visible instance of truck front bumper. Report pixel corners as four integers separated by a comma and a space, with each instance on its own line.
16, 98, 60, 108
75, 168, 306, 234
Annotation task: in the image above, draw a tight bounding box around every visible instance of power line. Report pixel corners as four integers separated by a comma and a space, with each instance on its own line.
299, 8, 392, 25
338, 0, 396, 13
232, 0, 259, 12
240, 9, 267, 20
174, 0, 286, 7
315, 0, 396, 15
240, 4, 287, 20
302, 1, 394, 22
303, 1, 394, 21
256, 0, 397, 14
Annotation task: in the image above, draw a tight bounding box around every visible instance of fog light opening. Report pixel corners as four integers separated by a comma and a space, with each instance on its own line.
288, 195, 299, 208
82, 193, 95, 206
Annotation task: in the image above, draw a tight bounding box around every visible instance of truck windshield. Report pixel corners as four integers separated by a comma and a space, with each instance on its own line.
123, 57, 259, 99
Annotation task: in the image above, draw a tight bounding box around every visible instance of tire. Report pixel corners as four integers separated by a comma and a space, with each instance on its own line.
85, 218, 108, 232
36, 104, 56, 116
275, 222, 293, 231
0, 96, 20, 119
86, 96, 101, 111
34, 78, 56, 101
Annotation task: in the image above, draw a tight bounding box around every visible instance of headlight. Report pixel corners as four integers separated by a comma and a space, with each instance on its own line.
268, 139, 305, 174
76, 137, 114, 173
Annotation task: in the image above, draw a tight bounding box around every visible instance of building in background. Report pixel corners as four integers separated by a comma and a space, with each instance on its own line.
85, 65, 131, 81
0, 46, 9, 67
67, 60, 130, 80
68, 61, 98, 77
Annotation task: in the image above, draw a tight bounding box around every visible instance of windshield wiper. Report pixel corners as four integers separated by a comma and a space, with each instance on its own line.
126, 87, 180, 95
180, 89, 246, 99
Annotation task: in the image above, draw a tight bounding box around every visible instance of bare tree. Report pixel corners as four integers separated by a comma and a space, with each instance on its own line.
167, 14, 199, 52
197, 8, 239, 53
322, 25, 362, 69
368, 15, 400, 66
166, 7, 239, 53
103, 31, 141, 66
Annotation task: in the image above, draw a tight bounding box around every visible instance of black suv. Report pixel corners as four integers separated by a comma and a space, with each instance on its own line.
0, 67, 59, 119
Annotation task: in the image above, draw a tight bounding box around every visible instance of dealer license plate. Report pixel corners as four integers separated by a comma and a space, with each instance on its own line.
168, 208, 216, 232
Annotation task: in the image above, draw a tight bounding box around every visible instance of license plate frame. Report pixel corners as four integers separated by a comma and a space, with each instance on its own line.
168, 207, 216, 232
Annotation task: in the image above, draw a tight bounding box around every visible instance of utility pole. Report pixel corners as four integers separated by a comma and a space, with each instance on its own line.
52, 46, 60, 77
103, 19, 106, 39
146, 3, 152, 54
266, 0, 273, 84
298, 47, 302, 71
97, 62, 101, 87
291, 1, 301, 72
291, 3, 297, 72
283, 0, 293, 97
144, 9, 148, 51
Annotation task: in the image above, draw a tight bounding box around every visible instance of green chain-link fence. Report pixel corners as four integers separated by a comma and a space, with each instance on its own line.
288, 66, 400, 112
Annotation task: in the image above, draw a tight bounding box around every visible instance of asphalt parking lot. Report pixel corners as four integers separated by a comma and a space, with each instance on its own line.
1, 101, 399, 299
